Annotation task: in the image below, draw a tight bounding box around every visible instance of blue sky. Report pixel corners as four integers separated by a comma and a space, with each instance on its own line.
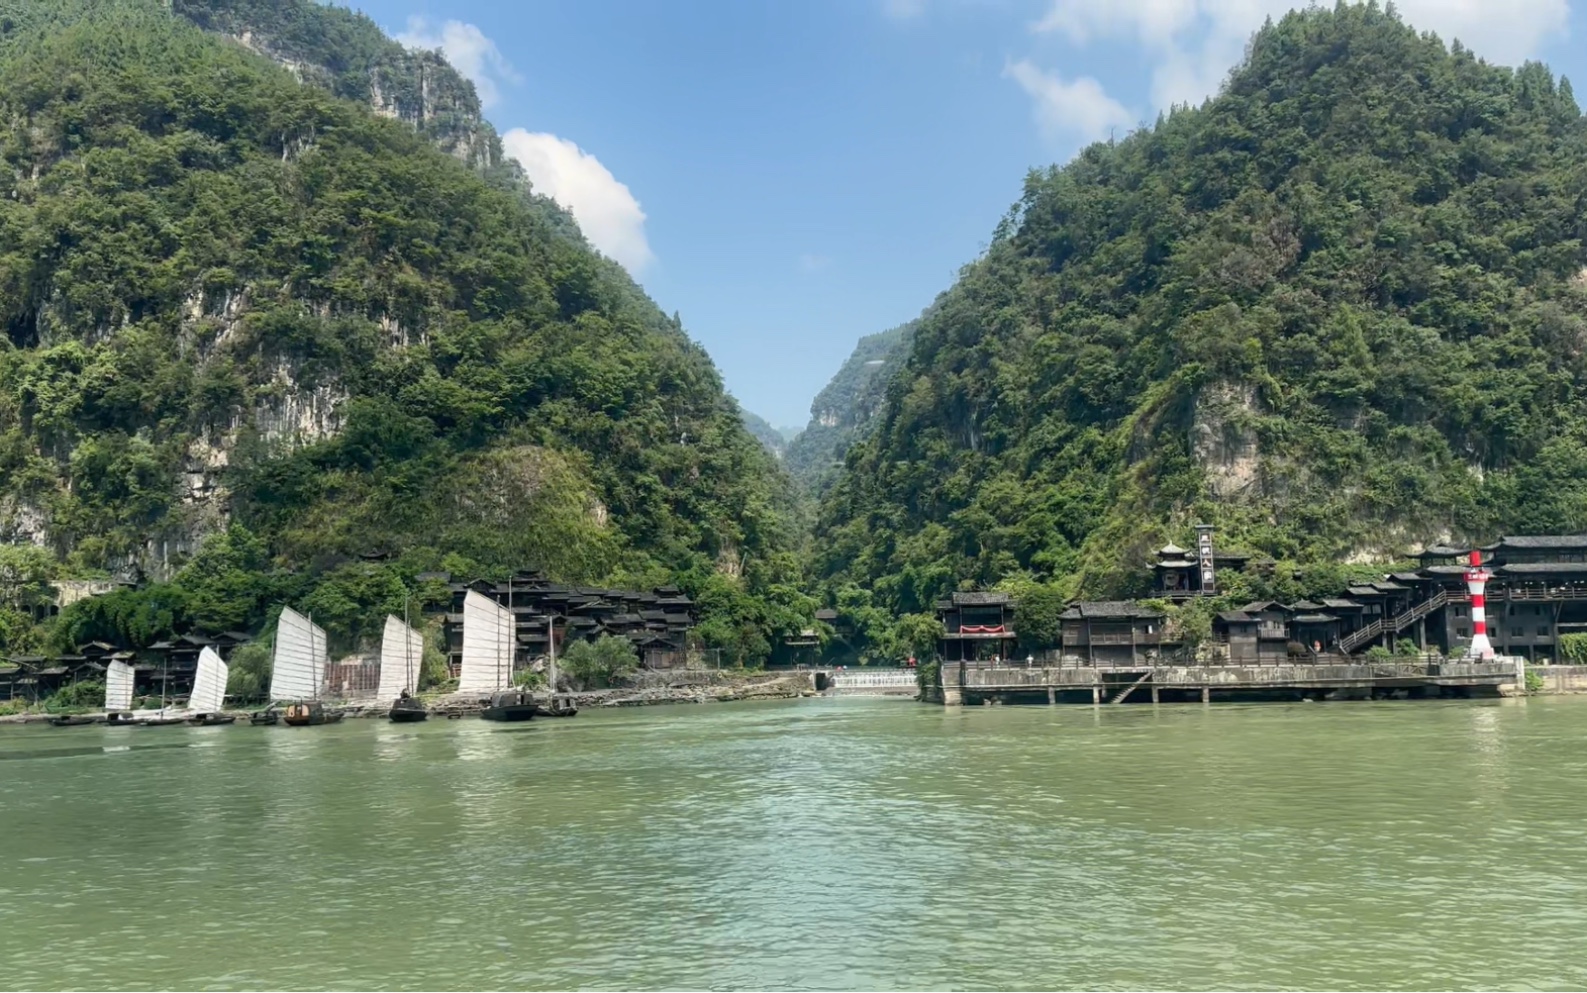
349, 0, 1585, 428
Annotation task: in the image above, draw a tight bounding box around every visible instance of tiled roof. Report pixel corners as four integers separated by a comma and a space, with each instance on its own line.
1292, 613, 1338, 623
1493, 535, 1587, 549
951, 592, 1011, 606
1500, 562, 1587, 574
1217, 611, 1255, 623
1241, 601, 1288, 613
1321, 599, 1362, 609
1060, 600, 1165, 619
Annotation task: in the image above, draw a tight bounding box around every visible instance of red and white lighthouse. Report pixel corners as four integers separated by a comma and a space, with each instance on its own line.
1465, 550, 1494, 660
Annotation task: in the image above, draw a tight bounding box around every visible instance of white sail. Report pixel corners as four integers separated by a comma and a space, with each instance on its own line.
458, 590, 513, 695
189, 646, 228, 714
104, 659, 134, 711
377, 615, 424, 700
270, 606, 327, 701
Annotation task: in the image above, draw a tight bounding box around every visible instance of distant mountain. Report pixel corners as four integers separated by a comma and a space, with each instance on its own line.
740, 408, 790, 460
784, 321, 915, 491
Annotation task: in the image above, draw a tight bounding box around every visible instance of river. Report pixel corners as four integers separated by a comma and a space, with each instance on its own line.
1, 696, 1585, 991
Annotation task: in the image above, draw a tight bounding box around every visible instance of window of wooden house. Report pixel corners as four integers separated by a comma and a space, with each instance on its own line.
1538, 626, 1551, 636
1511, 627, 1524, 638
1457, 627, 1469, 638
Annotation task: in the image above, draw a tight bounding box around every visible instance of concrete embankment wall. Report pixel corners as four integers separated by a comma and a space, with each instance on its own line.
1527, 666, 1587, 694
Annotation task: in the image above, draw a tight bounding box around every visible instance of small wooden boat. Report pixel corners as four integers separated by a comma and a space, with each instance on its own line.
187, 713, 236, 726
137, 715, 188, 727
480, 690, 537, 722
248, 709, 279, 726
105, 711, 141, 727
537, 700, 578, 718
283, 700, 343, 726
46, 715, 96, 727
388, 694, 428, 723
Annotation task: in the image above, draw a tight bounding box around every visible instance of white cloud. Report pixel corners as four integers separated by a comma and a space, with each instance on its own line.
1032, 0, 1571, 110
1004, 59, 1136, 144
502, 130, 655, 274
395, 17, 521, 108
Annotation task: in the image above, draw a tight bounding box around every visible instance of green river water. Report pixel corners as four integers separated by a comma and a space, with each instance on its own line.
1, 696, 1585, 991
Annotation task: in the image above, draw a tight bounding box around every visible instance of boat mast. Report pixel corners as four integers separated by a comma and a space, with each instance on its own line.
403, 597, 414, 695
548, 612, 558, 710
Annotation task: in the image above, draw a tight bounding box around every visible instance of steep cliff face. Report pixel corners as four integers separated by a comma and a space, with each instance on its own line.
173, 0, 503, 171
0, 1, 790, 587
813, 4, 1587, 611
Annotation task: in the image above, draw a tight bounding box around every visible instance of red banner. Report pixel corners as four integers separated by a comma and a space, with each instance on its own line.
960, 624, 1006, 634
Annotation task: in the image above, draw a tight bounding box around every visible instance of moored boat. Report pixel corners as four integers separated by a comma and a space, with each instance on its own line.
272, 608, 340, 727
380, 613, 427, 723
188, 713, 236, 726
248, 709, 279, 726
46, 715, 95, 727
283, 700, 343, 726
537, 701, 578, 718
481, 689, 538, 722
388, 693, 427, 723
137, 715, 188, 727
181, 647, 230, 726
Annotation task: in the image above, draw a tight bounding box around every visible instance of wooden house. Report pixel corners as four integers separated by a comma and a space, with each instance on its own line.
1058, 601, 1169, 667
935, 592, 1017, 663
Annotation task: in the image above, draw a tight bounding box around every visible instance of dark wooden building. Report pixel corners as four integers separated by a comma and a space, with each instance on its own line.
1058, 601, 1170, 666
935, 592, 1017, 663
434, 570, 697, 673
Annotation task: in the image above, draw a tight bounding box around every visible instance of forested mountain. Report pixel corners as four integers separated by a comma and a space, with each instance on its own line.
740, 408, 790, 460
814, 4, 1587, 615
0, 0, 808, 661
784, 320, 914, 491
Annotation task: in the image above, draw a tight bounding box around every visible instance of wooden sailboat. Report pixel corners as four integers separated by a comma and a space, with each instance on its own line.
52, 659, 136, 726
186, 647, 234, 725
382, 610, 427, 723
274, 607, 343, 727
466, 590, 535, 722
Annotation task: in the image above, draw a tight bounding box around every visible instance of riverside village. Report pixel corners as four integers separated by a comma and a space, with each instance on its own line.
7, 528, 1587, 721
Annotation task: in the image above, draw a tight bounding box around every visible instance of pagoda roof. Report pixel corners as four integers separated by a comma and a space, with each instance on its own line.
1158, 543, 1186, 556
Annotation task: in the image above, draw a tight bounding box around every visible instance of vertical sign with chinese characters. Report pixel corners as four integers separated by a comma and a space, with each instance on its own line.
1195, 524, 1216, 596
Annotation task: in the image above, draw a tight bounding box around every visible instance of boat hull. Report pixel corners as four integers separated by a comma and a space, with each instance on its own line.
388, 700, 428, 723
188, 713, 237, 726
480, 704, 537, 722
46, 715, 96, 727
137, 716, 188, 727
248, 710, 279, 726
282, 702, 343, 726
